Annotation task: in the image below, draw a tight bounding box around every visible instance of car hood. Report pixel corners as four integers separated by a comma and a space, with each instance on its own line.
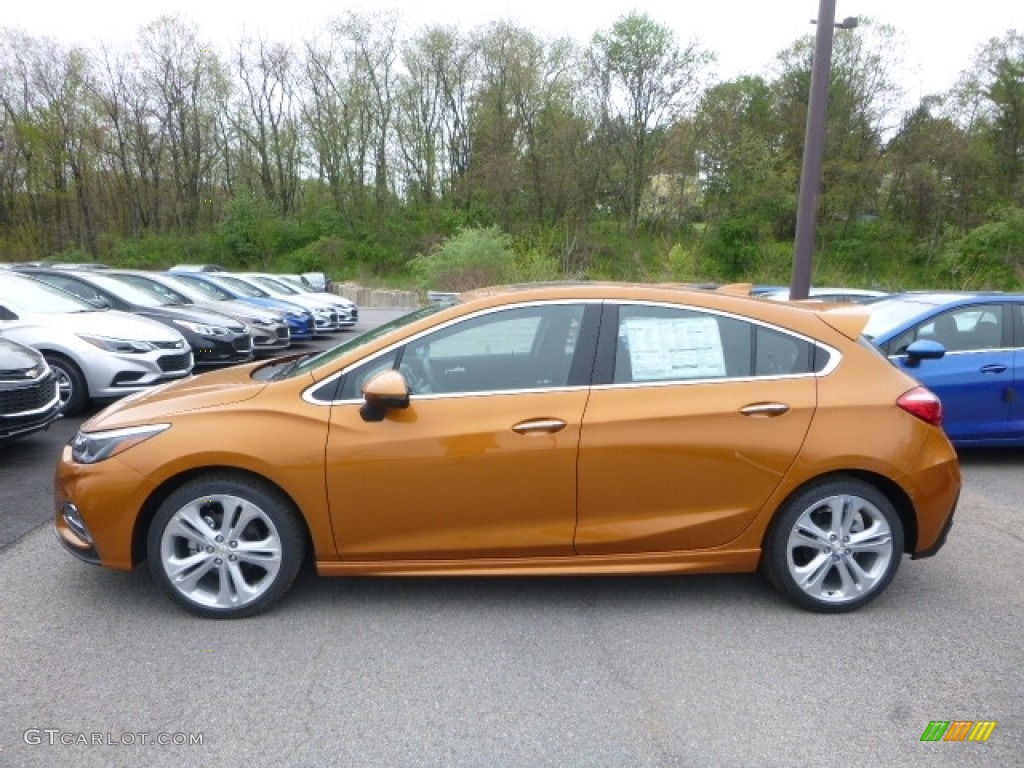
8, 308, 185, 343
138, 304, 247, 330
84, 363, 269, 429
220, 300, 283, 322
0, 337, 46, 374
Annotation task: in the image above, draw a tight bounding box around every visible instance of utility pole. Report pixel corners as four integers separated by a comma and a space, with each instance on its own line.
790, 1, 857, 299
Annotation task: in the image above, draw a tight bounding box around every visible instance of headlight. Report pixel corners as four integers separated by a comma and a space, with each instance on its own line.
71, 423, 171, 464
173, 319, 229, 336
78, 334, 157, 354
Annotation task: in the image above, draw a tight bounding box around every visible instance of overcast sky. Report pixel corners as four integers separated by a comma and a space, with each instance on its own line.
3, 0, 1017, 104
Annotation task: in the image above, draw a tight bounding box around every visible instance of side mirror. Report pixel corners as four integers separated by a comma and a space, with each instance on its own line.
360, 369, 410, 422
902, 339, 945, 367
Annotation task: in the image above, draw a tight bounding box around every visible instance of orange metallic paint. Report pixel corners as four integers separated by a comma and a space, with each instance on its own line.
53, 283, 960, 588
326, 390, 588, 559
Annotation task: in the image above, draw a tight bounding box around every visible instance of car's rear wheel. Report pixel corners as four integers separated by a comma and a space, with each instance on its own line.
147, 475, 306, 619
763, 478, 903, 613
43, 353, 88, 415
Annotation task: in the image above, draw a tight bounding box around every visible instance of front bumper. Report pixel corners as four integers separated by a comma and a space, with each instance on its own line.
0, 374, 62, 439
251, 324, 291, 352
54, 500, 102, 565
192, 332, 255, 366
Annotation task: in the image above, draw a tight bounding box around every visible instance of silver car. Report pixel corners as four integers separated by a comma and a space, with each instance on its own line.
0, 272, 193, 414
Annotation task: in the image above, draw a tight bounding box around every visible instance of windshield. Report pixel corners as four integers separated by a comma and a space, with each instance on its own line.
82, 273, 172, 307
252, 276, 298, 295
169, 274, 234, 301
111, 274, 190, 305
0, 273, 98, 314
215, 275, 270, 298
861, 299, 935, 340
280, 303, 453, 379
278, 276, 312, 292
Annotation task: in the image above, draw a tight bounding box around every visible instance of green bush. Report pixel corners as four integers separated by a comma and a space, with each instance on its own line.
409, 226, 518, 291
940, 207, 1024, 289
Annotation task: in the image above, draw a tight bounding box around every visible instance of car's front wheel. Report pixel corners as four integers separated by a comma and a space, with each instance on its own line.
763, 478, 904, 612
43, 353, 88, 415
147, 475, 306, 619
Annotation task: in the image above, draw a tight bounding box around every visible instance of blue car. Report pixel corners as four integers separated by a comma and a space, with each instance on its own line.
168, 271, 316, 341
863, 292, 1024, 447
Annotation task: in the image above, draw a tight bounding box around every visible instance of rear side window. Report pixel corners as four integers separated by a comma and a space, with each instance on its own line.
613, 305, 817, 384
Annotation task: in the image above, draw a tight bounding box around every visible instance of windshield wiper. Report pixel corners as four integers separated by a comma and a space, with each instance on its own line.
269, 354, 312, 381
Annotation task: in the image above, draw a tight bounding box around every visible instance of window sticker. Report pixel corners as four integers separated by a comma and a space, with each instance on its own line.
622, 315, 726, 380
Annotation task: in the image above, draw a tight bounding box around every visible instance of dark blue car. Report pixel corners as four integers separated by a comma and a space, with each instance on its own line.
863, 292, 1024, 447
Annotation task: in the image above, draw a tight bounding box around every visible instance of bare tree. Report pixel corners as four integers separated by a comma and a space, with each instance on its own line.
137, 15, 226, 231
232, 37, 303, 215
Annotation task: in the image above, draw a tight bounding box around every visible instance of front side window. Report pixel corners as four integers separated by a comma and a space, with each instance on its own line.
339, 303, 586, 398
889, 305, 1004, 354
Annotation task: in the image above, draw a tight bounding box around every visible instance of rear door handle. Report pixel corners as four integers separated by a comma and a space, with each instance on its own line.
512, 418, 567, 434
739, 402, 790, 418
980, 364, 1008, 374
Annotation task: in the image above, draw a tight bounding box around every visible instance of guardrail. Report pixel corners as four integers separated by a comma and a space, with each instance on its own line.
331, 283, 420, 308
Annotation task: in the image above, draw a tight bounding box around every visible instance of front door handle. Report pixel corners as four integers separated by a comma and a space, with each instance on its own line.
739, 402, 790, 418
980, 364, 1008, 374
512, 418, 567, 434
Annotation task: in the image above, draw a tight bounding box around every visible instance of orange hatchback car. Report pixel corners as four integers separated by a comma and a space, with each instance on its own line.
54, 283, 960, 618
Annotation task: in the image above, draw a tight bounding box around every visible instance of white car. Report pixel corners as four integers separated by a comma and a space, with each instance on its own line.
216, 273, 343, 334
0, 272, 193, 414
247, 273, 358, 329
759, 287, 888, 304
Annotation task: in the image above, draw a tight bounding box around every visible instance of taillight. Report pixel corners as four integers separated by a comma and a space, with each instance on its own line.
897, 386, 943, 426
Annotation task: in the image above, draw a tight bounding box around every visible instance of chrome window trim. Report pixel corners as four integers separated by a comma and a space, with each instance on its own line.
889, 346, 1019, 360
301, 299, 600, 406
301, 297, 842, 405
590, 373, 817, 393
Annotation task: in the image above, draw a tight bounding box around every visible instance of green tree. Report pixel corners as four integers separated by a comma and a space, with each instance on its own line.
588, 13, 712, 229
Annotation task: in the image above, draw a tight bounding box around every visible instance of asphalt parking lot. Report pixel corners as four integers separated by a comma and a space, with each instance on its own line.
0, 308, 1021, 767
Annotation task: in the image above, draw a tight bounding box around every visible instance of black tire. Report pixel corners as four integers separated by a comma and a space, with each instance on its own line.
43, 353, 89, 415
146, 474, 306, 619
762, 477, 904, 613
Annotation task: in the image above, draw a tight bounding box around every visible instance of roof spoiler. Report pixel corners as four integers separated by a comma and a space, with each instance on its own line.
716, 282, 753, 296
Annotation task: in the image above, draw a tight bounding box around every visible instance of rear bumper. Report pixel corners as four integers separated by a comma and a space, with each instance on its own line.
912, 490, 957, 559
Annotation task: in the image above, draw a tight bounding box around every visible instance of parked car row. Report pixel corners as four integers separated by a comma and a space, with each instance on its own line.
0, 265, 357, 422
